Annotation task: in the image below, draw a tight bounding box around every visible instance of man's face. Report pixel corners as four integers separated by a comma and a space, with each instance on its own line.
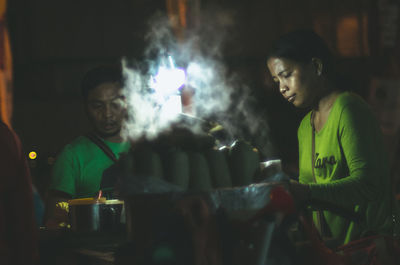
86, 82, 126, 139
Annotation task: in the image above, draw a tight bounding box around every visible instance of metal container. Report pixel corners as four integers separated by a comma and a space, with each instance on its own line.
68, 199, 124, 233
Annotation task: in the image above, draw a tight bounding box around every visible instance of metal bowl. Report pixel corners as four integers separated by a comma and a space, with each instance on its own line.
69, 199, 124, 233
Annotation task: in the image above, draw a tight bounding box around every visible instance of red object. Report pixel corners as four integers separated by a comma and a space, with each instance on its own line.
298, 214, 347, 265
180, 85, 195, 114
249, 186, 295, 224
268, 186, 296, 214
0, 121, 39, 265
298, 214, 400, 265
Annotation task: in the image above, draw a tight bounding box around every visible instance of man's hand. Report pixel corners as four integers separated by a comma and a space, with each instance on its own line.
44, 190, 72, 230
45, 202, 70, 229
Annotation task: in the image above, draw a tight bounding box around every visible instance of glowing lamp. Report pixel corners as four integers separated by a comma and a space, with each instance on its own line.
29, 151, 37, 160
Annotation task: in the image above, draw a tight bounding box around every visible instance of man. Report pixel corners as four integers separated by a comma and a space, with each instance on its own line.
45, 65, 131, 226
0, 121, 39, 264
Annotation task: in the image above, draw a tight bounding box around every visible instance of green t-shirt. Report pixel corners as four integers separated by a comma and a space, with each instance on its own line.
298, 92, 398, 243
50, 136, 131, 198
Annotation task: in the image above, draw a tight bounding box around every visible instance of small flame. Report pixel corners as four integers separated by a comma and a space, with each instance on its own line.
97, 190, 102, 200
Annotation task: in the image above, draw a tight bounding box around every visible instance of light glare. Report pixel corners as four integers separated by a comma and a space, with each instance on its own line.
152, 66, 186, 96
29, 151, 37, 160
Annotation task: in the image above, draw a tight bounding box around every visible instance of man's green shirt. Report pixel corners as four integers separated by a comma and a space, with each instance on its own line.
50, 136, 131, 198
298, 92, 399, 243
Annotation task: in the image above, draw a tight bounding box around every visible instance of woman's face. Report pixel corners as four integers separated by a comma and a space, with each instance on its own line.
267, 57, 319, 108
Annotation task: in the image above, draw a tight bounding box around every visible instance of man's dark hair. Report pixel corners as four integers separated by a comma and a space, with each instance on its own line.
81, 64, 124, 102
267, 30, 334, 76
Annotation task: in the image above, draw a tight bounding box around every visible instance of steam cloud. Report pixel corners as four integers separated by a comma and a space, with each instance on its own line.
121, 11, 272, 157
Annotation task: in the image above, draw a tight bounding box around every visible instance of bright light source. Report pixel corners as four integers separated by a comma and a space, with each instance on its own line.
152, 66, 186, 96
29, 151, 37, 160
160, 95, 183, 119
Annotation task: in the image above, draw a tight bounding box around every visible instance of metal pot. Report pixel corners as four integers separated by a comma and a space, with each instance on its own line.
68, 199, 124, 233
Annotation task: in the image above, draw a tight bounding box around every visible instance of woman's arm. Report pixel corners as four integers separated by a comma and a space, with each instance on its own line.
308, 101, 390, 207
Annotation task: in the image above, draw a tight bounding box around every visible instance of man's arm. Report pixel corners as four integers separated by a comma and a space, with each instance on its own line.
45, 143, 78, 228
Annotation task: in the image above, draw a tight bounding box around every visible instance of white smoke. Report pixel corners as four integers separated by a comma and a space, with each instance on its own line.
121, 11, 272, 156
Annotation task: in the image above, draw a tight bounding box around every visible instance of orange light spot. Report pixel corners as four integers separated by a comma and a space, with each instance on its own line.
336, 14, 369, 57
29, 151, 37, 160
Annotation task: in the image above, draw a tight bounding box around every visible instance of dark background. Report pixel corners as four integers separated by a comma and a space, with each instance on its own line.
6, 0, 399, 194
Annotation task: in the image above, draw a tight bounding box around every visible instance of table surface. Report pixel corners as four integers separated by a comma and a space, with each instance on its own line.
39, 228, 126, 265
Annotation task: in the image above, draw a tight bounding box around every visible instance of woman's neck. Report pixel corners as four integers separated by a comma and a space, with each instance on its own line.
311, 84, 341, 132
316, 91, 340, 113
312, 80, 340, 113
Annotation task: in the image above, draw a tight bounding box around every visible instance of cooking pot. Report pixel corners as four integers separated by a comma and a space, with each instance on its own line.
68, 198, 124, 233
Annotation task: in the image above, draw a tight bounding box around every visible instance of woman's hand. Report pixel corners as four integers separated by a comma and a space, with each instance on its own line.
288, 180, 311, 206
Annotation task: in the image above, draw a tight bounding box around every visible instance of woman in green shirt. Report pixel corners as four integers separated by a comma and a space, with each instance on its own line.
266, 30, 399, 244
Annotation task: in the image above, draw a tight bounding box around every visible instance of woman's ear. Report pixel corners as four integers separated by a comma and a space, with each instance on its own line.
311, 58, 323, 76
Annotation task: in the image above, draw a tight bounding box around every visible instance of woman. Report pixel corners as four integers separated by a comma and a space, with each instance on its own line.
266, 30, 399, 244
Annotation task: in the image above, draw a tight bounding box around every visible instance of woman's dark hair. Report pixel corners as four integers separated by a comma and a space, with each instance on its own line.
81, 64, 124, 102
267, 30, 334, 77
